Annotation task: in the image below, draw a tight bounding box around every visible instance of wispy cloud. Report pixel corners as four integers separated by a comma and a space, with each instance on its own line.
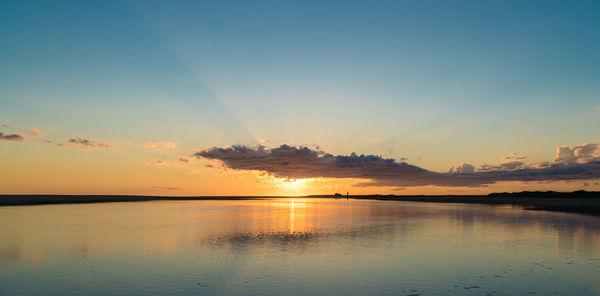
502, 152, 526, 161
149, 186, 180, 190
195, 144, 600, 188
142, 141, 176, 150
59, 137, 114, 150
0, 132, 26, 142
147, 160, 166, 166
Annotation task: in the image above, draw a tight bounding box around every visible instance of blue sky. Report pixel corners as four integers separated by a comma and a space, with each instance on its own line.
1, 0, 599, 194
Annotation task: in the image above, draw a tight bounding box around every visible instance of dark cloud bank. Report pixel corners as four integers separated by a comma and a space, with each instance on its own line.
195, 144, 600, 188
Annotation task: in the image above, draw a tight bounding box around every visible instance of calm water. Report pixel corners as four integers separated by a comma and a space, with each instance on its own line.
1, 198, 599, 295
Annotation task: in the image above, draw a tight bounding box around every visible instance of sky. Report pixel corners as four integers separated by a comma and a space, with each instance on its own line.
1, 0, 600, 196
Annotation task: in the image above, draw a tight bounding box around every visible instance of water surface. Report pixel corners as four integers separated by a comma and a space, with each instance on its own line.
1, 198, 599, 295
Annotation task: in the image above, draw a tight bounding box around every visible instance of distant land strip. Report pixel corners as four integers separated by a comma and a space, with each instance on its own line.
0, 191, 599, 216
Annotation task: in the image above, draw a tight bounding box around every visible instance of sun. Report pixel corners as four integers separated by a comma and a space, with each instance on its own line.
272, 177, 313, 195
282, 178, 311, 190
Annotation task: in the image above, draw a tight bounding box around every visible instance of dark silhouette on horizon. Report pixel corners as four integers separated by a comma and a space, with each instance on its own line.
1, 191, 599, 216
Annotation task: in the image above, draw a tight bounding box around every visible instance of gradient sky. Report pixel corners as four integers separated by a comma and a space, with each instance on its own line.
1, 0, 600, 195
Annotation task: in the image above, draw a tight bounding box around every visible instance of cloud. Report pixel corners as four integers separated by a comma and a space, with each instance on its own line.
448, 162, 475, 174
61, 137, 114, 149
23, 128, 44, 137
179, 157, 190, 163
553, 143, 600, 165
2, 124, 45, 137
477, 161, 528, 172
149, 186, 180, 190
195, 144, 600, 188
502, 152, 526, 161
0, 132, 26, 141
255, 136, 270, 145
142, 141, 176, 150
148, 160, 166, 166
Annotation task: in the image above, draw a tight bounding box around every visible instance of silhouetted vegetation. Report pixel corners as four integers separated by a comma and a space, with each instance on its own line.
1, 191, 599, 216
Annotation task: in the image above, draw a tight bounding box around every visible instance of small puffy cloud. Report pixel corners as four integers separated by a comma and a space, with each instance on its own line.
142, 141, 176, 150
448, 162, 475, 174
555, 146, 575, 163
554, 143, 600, 164
61, 137, 114, 150
179, 157, 190, 163
25, 128, 44, 137
1, 123, 8, 127
0, 132, 26, 141
195, 144, 600, 188
573, 143, 600, 163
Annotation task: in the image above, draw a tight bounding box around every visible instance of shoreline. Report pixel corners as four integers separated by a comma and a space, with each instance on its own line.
1, 191, 599, 216
343, 194, 600, 216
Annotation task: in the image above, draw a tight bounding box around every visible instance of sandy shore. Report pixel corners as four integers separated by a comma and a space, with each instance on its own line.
1, 191, 599, 216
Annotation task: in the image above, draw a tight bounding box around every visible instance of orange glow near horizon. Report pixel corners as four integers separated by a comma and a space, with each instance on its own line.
0, 141, 597, 196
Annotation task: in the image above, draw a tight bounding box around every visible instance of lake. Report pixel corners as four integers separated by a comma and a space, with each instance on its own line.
1, 198, 599, 295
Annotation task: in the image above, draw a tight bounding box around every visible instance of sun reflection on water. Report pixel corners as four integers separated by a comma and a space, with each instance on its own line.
290, 199, 295, 233
1, 199, 600, 296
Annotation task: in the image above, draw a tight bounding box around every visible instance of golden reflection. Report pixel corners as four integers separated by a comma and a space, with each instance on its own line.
290, 199, 295, 233
1, 199, 599, 267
